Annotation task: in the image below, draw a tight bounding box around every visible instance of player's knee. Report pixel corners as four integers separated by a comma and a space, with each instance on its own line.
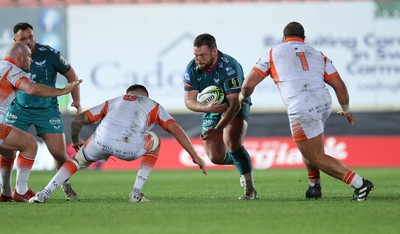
148, 131, 160, 152
208, 154, 225, 164
24, 134, 38, 155
225, 141, 243, 152
72, 147, 91, 169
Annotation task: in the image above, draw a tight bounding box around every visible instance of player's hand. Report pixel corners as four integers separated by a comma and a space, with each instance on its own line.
64, 79, 82, 94
205, 102, 228, 113
337, 110, 355, 127
71, 102, 82, 115
192, 155, 207, 175
72, 138, 85, 152
200, 128, 222, 140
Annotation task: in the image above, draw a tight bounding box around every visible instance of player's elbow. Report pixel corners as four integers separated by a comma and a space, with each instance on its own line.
184, 100, 198, 112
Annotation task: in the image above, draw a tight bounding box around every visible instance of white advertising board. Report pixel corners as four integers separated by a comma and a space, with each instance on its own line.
68, 2, 400, 113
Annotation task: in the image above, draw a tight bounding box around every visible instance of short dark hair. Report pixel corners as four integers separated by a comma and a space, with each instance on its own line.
193, 33, 217, 49
13, 22, 33, 34
126, 84, 149, 96
283, 22, 305, 39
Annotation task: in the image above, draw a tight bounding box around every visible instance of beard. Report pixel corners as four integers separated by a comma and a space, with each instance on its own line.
197, 57, 214, 71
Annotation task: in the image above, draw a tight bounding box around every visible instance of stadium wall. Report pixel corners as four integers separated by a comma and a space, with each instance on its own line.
65, 2, 400, 113
29, 112, 400, 171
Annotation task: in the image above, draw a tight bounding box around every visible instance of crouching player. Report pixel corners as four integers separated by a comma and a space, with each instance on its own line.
29, 84, 207, 203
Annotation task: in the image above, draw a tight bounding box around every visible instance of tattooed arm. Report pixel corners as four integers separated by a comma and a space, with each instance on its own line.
71, 113, 90, 151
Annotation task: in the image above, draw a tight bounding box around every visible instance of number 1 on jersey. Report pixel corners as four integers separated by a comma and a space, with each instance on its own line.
296, 52, 309, 71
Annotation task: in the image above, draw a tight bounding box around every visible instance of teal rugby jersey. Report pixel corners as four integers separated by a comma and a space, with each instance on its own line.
184, 51, 244, 99
13, 43, 71, 109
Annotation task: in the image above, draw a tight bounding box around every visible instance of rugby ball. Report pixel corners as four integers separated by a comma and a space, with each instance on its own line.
197, 85, 225, 105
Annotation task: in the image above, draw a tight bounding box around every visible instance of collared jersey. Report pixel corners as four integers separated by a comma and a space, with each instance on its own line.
13, 43, 71, 109
184, 51, 244, 97
0, 57, 30, 119
252, 37, 339, 112
84, 94, 176, 145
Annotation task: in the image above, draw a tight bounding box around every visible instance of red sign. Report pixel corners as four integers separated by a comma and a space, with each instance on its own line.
67, 136, 400, 170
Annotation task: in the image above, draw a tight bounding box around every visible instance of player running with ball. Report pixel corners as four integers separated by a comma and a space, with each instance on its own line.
183, 33, 257, 200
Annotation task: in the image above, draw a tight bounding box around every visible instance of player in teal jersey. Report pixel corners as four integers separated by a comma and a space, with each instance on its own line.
2, 22, 81, 200
183, 33, 257, 200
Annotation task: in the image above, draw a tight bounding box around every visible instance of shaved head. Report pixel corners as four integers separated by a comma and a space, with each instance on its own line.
6, 42, 32, 71
7, 42, 30, 57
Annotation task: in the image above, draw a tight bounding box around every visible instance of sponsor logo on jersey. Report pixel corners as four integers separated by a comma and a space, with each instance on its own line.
227, 77, 240, 89
257, 58, 270, 71
9, 71, 25, 80
49, 117, 61, 130
38, 47, 47, 52
184, 72, 190, 81
59, 54, 69, 67
4, 113, 17, 124
5, 112, 17, 120
35, 60, 46, 67
226, 66, 236, 76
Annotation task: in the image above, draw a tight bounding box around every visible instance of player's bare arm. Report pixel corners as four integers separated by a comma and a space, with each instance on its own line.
325, 75, 355, 126
240, 69, 265, 103
64, 67, 82, 114
214, 93, 240, 131
71, 112, 90, 151
18, 79, 82, 97
167, 121, 207, 175
184, 90, 227, 113
201, 93, 240, 140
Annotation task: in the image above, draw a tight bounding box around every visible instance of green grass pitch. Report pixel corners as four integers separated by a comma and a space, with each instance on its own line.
2, 168, 399, 234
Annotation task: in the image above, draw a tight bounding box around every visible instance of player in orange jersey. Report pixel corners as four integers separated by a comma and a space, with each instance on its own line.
29, 84, 207, 203
0, 42, 81, 202
239, 22, 374, 201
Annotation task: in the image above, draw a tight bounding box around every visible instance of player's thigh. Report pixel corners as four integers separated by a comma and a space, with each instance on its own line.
0, 125, 36, 153
295, 133, 325, 162
223, 117, 247, 151
82, 138, 110, 162
203, 136, 226, 160
41, 133, 68, 157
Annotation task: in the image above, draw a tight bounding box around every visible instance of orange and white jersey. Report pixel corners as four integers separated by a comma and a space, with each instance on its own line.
82, 94, 176, 161
253, 37, 340, 141
0, 57, 30, 119
253, 37, 339, 108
